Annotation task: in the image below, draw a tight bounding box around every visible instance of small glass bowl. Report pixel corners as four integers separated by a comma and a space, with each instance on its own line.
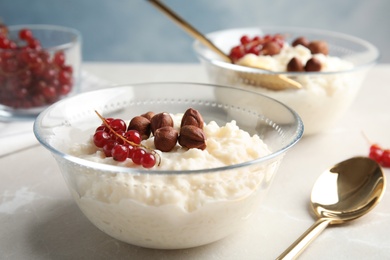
0, 24, 81, 120
193, 26, 379, 135
34, 82, 303, 249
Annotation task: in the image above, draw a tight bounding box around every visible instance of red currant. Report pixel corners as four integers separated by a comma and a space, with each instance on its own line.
369, 144, 383, 162
132, 148, 146, 165
27, 38, 41, 49
240, 35, 251, 45
42, 86, 57, 100
58, 70, 72, 85
264, 34, 272, 42
252, 36, 261, 42
95, 125, 106, 132
111, 144, 129, 162
53, 51, 65, 66
43, 68, 57, 81
127, 145, 136, 159
93, 131, 111, 148
368, 143, 390, 168
32, 94, 45, 106
381, 150, 390, 167
0, 36, 10, 48
247, 44, 261, 55
141, 153, 156, 168
109, 118, 127, 132
19, 28, 33, 41
103, 140, 118, 157
62, 65, 73, 74
8, 41, 17, 49
124, 130, 141, 145
58, 84, 70, 95
111, 129, 125, 144
229, 46, 245, 62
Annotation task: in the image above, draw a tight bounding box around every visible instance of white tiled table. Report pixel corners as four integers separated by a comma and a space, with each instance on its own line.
1, 63, 389, 259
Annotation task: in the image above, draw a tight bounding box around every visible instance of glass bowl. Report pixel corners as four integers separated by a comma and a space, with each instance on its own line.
0, 24, 82, 120
193, 26, 379, 135
33, 82, 303, 249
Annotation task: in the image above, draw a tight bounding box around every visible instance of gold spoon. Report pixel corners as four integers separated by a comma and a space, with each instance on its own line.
277, 156, 386, 259
147, 0, 302, 91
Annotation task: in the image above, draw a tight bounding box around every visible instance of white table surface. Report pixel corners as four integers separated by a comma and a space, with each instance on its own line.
1, 62, 389, 260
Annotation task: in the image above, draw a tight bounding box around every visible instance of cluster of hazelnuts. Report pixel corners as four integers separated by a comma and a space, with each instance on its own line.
128, 108, 206, 152
287, 36, 329, 72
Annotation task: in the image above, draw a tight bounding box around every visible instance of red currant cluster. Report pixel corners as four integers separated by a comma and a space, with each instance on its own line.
93, 113, 157, 168
369, 144, 390, 168
229, 34, 285, 63
0, 24, 74, 109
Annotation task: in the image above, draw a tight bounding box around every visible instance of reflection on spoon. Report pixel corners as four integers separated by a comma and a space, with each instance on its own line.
277, 156, 386, 259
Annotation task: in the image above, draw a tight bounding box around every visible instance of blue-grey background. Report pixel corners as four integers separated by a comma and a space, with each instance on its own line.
1, 0, 389, 63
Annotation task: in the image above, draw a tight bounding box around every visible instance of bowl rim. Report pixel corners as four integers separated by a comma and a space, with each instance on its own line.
6, 24, 81, 51
193, 25, 380, 75
33, 82, 304, 175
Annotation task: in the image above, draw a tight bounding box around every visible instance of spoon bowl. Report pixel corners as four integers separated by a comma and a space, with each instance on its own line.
277, 156, 386, 259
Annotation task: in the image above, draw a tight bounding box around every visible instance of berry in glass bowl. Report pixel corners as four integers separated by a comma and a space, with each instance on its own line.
0, 24, 81, 120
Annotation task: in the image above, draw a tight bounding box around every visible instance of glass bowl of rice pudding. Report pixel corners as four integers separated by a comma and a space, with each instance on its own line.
193, 26, 379, 135
33, 82, 303, 249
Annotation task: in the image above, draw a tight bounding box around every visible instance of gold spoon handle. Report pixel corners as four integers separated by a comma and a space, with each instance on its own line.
276, 218, 331, 260
147, 0, 231, 63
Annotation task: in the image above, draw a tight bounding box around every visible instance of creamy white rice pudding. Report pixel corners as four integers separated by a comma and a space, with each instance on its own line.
67, 114, 278, 249
221, 40, 363, 135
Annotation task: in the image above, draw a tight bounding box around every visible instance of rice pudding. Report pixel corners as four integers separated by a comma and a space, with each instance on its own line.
204, 33, 366, 135
66, 112, 279, 249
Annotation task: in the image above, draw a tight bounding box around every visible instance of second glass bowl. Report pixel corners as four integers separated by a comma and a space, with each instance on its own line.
193, 26, 379, 135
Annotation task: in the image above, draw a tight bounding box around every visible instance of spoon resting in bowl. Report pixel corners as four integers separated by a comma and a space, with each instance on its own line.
277, 156, 386, 259
147, 0, 302, 91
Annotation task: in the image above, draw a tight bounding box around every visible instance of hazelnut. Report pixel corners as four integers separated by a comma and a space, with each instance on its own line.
292, 36, 310, 48
181, 108, 204, 128
261, 41, 281, 56
128, 116, 151, 140
150, 112, 174, 135
178, 125, 207, 150
308, 40, 328, 55
154, 126, 178, 152
287, 57, 304, 72
305, 57, 322, 72
141, 111, 155, 121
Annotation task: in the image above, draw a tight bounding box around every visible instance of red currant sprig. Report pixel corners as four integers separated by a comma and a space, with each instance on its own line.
94, 111, 160, 168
